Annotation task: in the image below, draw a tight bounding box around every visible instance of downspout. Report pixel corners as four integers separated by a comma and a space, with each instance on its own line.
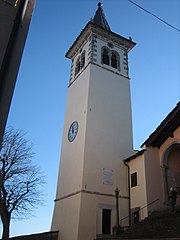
124, 162, 131, 226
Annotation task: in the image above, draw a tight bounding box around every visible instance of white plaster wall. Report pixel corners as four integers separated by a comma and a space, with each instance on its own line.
77, 193, 129, 239
55, 65, 91, 199
83, 63, 133, 196
52, 28, 134, 239
51, 66, 91, 238
129, 154, 148, 220
75, 62, 133, 238
51, 194, 81, 240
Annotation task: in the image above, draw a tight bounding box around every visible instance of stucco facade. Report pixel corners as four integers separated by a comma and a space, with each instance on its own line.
51, 3, 179, 239
51, 4, 135, 240
127, 153, 148, 222
125, 102, 180, 223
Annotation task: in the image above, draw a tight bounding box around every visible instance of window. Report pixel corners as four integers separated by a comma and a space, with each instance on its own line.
81, 51, 85, 69
102, 48, 109, 65
101, 47, 120, 70
131, 172, 137, 187
75, 57, 81, 76
75, 51, 86, 76
111, 52, 117, 69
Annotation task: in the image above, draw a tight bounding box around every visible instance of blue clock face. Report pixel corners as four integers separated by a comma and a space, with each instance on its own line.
68, 121, 78, 142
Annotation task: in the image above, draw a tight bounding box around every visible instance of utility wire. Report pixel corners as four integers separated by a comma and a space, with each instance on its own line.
127, 0, 180, 33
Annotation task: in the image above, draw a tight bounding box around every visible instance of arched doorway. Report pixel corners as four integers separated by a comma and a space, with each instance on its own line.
162, 143, 180, 204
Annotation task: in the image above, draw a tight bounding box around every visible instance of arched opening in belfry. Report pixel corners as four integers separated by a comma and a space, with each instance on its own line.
102, 47, 110, 65
111, 51, 120, 69
162, 143, 180, 204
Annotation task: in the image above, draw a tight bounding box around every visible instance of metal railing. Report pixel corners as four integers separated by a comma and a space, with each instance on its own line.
120, 198, 159, 227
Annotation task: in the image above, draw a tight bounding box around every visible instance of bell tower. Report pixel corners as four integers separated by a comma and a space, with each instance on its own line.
51, 3, 136, 240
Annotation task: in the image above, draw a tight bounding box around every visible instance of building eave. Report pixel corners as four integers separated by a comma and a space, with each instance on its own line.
65, 21, 136, 59
141, 102, 180, 149
124, 149, 146, 162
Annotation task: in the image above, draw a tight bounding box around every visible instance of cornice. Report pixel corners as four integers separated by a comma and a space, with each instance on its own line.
68, 61, 130, 88
55, 189, 128, 202
66, 22, 136, 60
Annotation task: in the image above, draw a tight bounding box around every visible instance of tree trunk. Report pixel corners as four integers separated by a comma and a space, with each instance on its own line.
1, 212, 10, 240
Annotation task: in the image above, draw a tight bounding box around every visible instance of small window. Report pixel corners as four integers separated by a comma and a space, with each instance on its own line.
75, 57, 81, 76
131, 172, 137, 187
111, 51, 120, 70
75, 51, 86, 76
111, 52, 117, 69
81, 51, 85, 69
102, 47, 120, 71
102, 48, 109, 65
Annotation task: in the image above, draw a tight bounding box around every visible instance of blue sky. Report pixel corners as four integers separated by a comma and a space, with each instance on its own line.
2, 0, 180, 237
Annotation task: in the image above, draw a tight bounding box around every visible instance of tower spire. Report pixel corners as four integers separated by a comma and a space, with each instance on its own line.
92, 2, 111, 31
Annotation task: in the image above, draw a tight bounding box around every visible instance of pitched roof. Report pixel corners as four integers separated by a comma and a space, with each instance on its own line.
92, 2, 111, 31
141, 102, 180, 148
124, 149, 146, 162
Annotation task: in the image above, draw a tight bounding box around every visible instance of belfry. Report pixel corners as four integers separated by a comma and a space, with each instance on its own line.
51, 3, 136, 240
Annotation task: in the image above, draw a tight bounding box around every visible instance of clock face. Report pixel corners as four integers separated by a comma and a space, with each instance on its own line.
68, 121, 78, 142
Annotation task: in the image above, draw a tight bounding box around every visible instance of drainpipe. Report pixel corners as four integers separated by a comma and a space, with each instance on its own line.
124, 162, 131, 226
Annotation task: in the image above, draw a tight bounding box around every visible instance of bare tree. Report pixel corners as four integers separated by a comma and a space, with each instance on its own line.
0, 127, 45, 240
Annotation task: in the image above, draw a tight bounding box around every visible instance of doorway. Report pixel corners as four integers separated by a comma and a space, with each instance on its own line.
102, 209, 111, 234
132, 211, 139, 224
162, 143, 180, 203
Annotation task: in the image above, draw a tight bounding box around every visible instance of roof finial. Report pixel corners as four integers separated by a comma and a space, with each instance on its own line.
98, 2, 102, 8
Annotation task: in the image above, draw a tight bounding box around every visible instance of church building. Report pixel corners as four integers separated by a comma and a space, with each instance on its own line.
124, 101, 180, 225
51, 3, 180, 240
